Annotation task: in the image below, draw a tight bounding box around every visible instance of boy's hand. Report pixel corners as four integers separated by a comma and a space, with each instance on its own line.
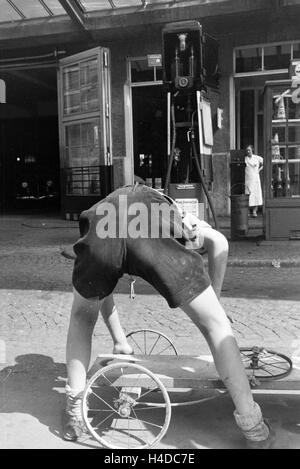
182, 212, 205, 250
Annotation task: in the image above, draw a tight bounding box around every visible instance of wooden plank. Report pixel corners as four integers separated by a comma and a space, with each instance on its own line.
88, 354, 222, 390
88, 354, 300, 392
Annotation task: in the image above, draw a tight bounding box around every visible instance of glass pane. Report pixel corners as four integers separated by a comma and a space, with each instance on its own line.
67, 147, 82, 167
258, 88, 264, 112
155, 67, 163, 81
66, 166, 101, 195
63, 66, 80, 91
288, 126, 300, 144
113, 0, 141, 7
271, 160, 285, 197
264, 44, 291, 70
131, 59, 155, 82
239, 89, 255, 149
80, 59, 99, 112
42, 0, 67, 15
287, 98, 300, 120
13, 0, 49, 18
288, 146, 300, 159
63, 58, 99, 115
65, 121, 100, 168
0, 0, 23, 20
63, 65, 80, 114
236, 47, 262, 73
64, 92, 80, 115
80, 0, 113, 11
292, 43, 300, 59
76, 0, 171, 11
66, 123, 81, 148
272, 90, 290, 120
288, 160, 300, 197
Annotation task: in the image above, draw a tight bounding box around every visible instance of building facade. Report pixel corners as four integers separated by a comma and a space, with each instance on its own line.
0, 0, 300, 227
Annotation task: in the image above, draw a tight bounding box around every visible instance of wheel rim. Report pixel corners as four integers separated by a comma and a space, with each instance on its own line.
126, 329, 178, 355
82, 362, 171, 449
240, 347, 293, 380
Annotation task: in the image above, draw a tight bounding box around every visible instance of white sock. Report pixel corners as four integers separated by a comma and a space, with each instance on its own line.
234, 402, 269, 441
65, 384, 84, 419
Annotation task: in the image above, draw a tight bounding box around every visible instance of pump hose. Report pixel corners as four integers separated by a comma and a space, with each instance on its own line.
164, 102, 177, 195
164, 95, 219, 231
190, 129, 219, 230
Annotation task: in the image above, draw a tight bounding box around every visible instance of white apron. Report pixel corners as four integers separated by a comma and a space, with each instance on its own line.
245, 154, 263, 207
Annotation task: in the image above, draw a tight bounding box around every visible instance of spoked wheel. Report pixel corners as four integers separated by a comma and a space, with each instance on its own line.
82, 362, 171, 449
240, 346, 293, 380
126, 329, 178, 355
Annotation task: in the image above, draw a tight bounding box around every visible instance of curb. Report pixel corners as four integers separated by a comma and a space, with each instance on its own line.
205, 258, 300, 268
0, 247, 299, 267
227, 259, 300, 267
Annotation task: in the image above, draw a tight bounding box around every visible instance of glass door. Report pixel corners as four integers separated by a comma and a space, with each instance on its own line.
58, 47, 112, 219
270, 86, 300, 199
264, 80, 300, 240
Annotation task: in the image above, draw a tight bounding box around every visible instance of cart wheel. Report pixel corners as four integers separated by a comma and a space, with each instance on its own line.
126, 329, 178, 355
240, 346, 293, 380
82, 362, 172, 449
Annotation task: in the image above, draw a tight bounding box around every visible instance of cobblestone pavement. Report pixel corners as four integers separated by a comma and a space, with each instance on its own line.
1, 216, 300, 380
1, 246, 300, 365
1, 214, 300, 449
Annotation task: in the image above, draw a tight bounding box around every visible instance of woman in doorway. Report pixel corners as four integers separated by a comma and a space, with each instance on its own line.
245, 145, 264, 217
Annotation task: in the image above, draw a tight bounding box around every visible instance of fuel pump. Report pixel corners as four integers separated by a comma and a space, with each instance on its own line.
162, 21, 219, 228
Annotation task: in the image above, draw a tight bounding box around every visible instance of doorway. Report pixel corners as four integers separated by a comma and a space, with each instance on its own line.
0, 67, 60, 213
132, 85, 167, 187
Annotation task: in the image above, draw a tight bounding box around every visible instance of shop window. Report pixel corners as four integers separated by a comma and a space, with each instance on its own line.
264, 44, 291, 70
236, 48, 262, 73
235, 42, 299, 75
292, 43, 300, 59
130, 58, 162, 83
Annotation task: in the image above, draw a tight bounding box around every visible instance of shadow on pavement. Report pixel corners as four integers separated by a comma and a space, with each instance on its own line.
0, 354, 67, 444
0, 353, 108, 449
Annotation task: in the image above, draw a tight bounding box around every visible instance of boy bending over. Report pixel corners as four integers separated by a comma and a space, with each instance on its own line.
62, 184, 274, 449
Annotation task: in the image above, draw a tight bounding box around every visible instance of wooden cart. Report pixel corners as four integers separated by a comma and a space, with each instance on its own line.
81, 329, 296, 449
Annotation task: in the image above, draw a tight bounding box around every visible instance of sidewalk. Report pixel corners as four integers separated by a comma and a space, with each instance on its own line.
218, 215, 300, 267
1, 213, 299, 267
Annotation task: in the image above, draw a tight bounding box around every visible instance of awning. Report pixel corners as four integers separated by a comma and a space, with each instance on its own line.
0, 1, 236, 25
0, 1, 294, 49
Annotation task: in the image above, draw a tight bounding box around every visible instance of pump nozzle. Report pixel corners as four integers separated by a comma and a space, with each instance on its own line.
178, 33, 188, 52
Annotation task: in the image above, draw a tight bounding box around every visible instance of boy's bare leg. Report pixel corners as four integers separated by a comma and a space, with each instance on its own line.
66, 291, 133, 394
203, 229, 228, 299
181, 286, 271, 445
63, 289, 100, 440
66, 289, 100, 392
181, 285, 253, 414
100, 293, 133, 355
63, 290, 132, 441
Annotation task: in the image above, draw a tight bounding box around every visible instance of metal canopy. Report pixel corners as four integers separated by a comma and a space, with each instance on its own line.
0, 0, 224, 25
0, 1, 290, 27
0, 0, 291, 48
0, 0, 164, 23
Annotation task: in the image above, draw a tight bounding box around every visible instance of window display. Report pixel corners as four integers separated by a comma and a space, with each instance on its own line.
264, 79, 300, 240
271, 86, 300, 198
